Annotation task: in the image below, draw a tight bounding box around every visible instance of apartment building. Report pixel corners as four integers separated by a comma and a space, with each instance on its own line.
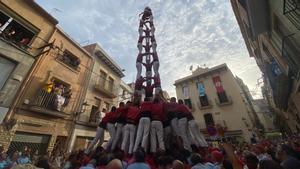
6, 27, 93, 155
118, 80, 133, 105
69, 43, 124, 152
174, 64, 255, 142
0, 0, 58, 123
0, 0, 58, 151
231, 0, 300, 133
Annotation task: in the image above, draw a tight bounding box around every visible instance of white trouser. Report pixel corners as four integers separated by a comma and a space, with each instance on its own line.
153, 61, 159, 77
150, 120, 165, 153
188, 120, 208, 147
178, 117, 192, 151
85, 127, 104, 154
136, 62, 142, 80
171, 117, 179, 136
105, 123, 116, 150
133, 117, 150, 152
111, 123, 124, 150
121, 124, 136, 154
163, 126, 171, 149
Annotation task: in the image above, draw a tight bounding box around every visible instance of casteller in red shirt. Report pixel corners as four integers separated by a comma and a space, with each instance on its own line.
126, 106, 140, 125
151, 101, 164, 121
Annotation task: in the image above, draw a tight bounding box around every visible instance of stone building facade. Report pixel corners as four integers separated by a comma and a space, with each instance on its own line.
69, 43, 124, 152
0, 0, 58, 150
6, 27, 93, 155
231, 0, 300, 133
174, 64, 255, 142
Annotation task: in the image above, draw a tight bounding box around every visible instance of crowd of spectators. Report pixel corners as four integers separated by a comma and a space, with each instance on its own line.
1, 134, 299, 169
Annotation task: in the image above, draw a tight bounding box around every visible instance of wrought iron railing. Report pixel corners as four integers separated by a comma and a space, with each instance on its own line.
95, 76, 118, 97
57, 53, 80, 71
282, 33, 300, 79
32, 89, 67, 112
283, 0, 300, 30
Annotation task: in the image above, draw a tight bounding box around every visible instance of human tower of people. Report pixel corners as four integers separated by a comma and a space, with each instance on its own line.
85, 95, 208, 155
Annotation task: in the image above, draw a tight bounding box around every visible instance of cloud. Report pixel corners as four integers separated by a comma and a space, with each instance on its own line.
36, 0, 262, 98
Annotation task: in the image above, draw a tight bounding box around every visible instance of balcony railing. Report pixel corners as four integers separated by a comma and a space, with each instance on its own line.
283, 0, 300, 30
57, 53, 80, 71
265, 62, 292, 110
282, 33, 300, 80
197, 100, 213, 110
29, 89, 69, 118
215, 95, 233, 106
94, 77, 118, 98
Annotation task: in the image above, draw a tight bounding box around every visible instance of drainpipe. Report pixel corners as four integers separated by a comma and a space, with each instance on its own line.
67, 53, 94, 152
3, 27, 58, 123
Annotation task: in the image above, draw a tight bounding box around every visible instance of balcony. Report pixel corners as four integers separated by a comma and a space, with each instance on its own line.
265, 61, 292, 110
245, 0, 270, 37
0, 11, 36, 53
283, 0, 300, 30
215, 95, 233, 106
28, 89, 70, 118
197, 100, 213, 110
94, 77, 118, 98
282, 33, 300, 80
56, 51, 81, 72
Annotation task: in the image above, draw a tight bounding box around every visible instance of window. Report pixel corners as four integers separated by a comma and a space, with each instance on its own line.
108, 77, 114, 92
89, 105, 99, 123
204, 113, 215, 126
184, 98, 192, 109
199, 95, 209, 107
217, 91, 229, 103
0, 56, 16, 89
0, 11, 35, 49
57, 51, 80, 70
182, 85, 189, 99
0, 11, 10, 26
99, 70, 107, 87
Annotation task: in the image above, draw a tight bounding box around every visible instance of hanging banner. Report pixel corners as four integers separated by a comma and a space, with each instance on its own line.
197, 82, 206, 96
182, 86, 189, 99
212, 76, 224, 93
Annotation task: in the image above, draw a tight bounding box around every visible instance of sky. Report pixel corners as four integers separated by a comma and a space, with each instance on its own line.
36, 0, 262, 98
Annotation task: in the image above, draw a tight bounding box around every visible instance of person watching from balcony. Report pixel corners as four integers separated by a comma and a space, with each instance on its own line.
62, 87, 72, 106
2, 26, 16, 41
54, 84, 65, 111
43, 79, 54, 93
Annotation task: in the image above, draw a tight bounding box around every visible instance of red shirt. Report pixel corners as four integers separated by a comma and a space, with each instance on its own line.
177, 104, 191, 115
126, 106, 140, 124
166, 102, 178, 112
140, 101, 152, 112
101, 111, 117, 124
115, 107, 128, 123
151, 102, 164, 121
